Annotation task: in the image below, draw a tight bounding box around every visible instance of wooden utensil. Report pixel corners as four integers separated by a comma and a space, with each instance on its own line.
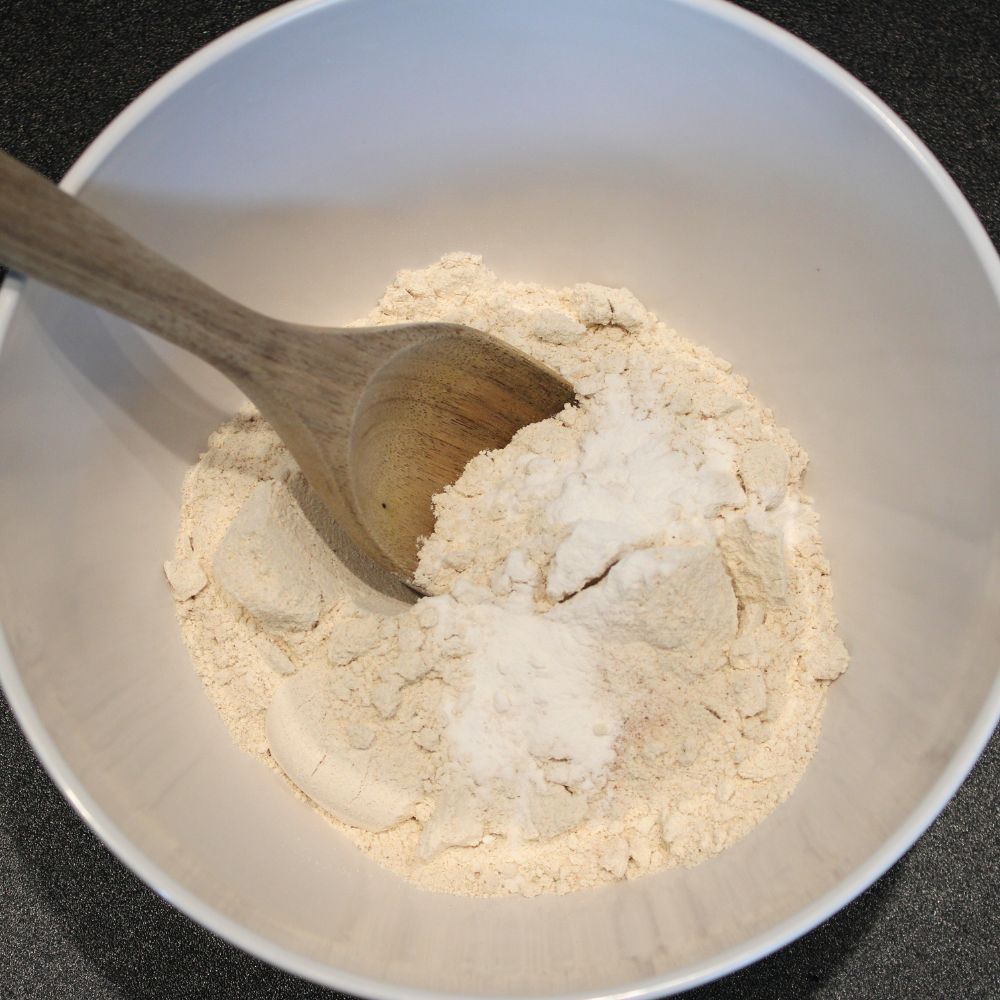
0, 151, 574, 588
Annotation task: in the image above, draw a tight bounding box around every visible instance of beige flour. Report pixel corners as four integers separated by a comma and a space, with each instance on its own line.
166, 253, 848, 897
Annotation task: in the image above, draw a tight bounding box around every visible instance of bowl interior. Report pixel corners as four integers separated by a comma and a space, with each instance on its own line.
2, 0, 999, 996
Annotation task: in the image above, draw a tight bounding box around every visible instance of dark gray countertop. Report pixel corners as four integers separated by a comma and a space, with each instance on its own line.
1, 1, 998, 997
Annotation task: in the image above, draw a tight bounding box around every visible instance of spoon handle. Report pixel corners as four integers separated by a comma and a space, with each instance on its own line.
0, 150, 264, 373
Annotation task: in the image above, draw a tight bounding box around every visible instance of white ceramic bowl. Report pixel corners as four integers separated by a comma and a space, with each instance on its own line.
2, 1, 999, 996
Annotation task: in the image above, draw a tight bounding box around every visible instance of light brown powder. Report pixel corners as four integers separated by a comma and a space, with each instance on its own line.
167, 253, 848, 896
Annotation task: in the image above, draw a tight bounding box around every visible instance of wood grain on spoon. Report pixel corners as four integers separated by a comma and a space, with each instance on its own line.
0, 151, 575, 587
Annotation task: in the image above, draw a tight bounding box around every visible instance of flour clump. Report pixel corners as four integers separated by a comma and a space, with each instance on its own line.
169, 252, 849, 896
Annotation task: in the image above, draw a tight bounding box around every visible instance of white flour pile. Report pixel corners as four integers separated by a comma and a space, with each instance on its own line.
166, 253, 849, 896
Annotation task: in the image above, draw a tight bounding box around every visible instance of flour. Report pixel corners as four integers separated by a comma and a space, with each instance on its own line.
167, 253, 849, 896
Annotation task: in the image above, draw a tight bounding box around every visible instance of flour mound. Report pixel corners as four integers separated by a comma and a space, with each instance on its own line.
169, 253, 848, 896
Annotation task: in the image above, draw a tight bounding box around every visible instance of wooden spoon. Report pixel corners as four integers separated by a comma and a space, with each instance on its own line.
0, 151, 574, 589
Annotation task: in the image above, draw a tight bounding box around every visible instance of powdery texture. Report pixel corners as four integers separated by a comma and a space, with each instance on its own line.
168, 253, 849, 897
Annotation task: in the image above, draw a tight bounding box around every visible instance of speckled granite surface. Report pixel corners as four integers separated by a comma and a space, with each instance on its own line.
1, 1, 998, 997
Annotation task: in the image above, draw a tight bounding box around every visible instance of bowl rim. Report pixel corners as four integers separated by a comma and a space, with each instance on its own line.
1, 0, 999, 997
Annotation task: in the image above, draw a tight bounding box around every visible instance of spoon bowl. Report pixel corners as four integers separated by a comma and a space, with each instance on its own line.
249, 318, 574, 584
